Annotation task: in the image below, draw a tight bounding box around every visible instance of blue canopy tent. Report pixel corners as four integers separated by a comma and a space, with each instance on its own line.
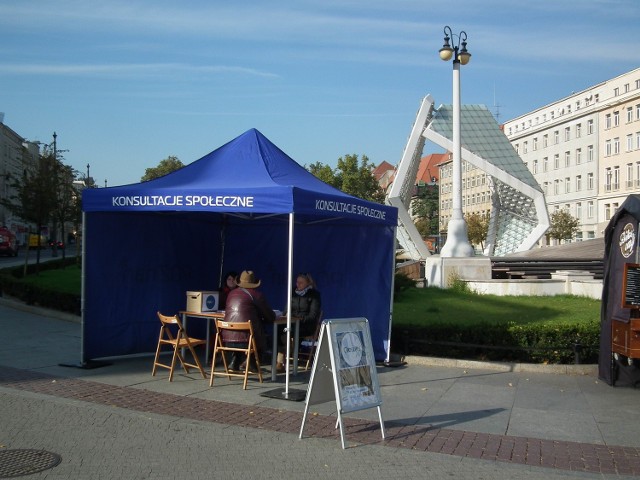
81, 129, 398, 386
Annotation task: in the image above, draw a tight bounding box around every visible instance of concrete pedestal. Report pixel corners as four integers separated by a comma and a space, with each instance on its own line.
425, 255, 492, 288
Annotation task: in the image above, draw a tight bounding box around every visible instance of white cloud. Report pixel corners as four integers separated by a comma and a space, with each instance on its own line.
0, 62, 280, 79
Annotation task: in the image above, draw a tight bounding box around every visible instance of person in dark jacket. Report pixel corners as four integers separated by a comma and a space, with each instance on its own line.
276, 273, 321, 372
218, 270, 237, 310
223, 270, 275, 370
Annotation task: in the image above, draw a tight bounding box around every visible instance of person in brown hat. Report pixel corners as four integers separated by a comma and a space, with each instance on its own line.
222, 270, 275, 371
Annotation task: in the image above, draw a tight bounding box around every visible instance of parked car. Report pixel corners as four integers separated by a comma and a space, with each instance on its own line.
28, 233, 48, 249
49, 239, 65, 249
0, 226, 18, 256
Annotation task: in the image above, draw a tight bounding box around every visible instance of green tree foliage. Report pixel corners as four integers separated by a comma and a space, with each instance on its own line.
306, 154, 385, 203
411, 184, 439, 237
547, 209, 580, 242
141, 156, 184, 182
1, 151, 59, 272
49, 160, 79, 262
465, 212, 490, 250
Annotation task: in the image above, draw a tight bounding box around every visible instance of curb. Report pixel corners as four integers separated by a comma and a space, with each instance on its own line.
0, 296, 80, 324
405, 354, 598, 376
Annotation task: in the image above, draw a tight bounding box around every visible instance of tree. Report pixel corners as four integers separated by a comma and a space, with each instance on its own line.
411, 184, 439, 237
547, 209, 579, 242
49, 161, 79, 262
141, 156, 184, 182
1, 152, 58, 273
465, 212, 491, 251
306, 154, 385, 203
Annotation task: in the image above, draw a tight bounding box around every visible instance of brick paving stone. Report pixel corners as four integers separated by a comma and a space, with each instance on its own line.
2, 365, 640, 476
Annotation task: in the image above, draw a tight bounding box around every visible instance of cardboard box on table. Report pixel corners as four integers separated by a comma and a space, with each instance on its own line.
186, 291, 220, 313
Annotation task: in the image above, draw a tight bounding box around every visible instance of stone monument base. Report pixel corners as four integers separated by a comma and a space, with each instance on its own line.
425, 255, 492, 288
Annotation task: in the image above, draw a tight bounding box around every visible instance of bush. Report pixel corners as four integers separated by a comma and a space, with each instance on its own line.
0, 257, 81, 315
394, 272, 416, 297
391, 319, 599, 364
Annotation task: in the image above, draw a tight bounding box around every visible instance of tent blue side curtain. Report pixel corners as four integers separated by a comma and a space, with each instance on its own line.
82, 129, 398, 362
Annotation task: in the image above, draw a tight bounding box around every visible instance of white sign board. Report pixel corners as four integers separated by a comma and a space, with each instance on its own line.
299, 318, 385, 448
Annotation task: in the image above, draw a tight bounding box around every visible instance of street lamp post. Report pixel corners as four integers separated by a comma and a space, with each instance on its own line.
438, 26, 475, 258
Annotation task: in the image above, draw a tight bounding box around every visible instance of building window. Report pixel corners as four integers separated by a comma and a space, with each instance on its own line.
564, 127, 570, 141
543, 182, 548, 195
576, 175, 582, 191
576, 123, 581, 138
543, 157, 548, 172
605, 203, 611, 220
554, 179, 560, 195
614, 110, 620, 127
636, 104, 640, 120
523, 141, 528, 154
532, 159, 538, 174
605, 167, 612, 191
627, 134, 633, 152
637, 162, 640, 187
554, 130, 559, 144
588, 119, 594, 134
565, 177, 570, 193
627, 163, 634, 188
543, 134, 548, 147
576, 148, 582, 164
625, 83, 630, 93
588, 201, 594, 218
588, 145, 594, 162
628, 107, 633, 123
514, 143, 519, 154
605, 140, 612, 156
588, 173, 594, 190
614, 137, 620, 155
554, 154, 560, 169
606, 114, 612, 129
613, 166, 620, 190
576, 202, 582, 220
564, 151, 570, 167
614, 87, 620, 96
636, 132, 640, 150
532, 137, 538, 150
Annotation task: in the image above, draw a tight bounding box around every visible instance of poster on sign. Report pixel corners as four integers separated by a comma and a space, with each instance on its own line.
332, 322, 381, 413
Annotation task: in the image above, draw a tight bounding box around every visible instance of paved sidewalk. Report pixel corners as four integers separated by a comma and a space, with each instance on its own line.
1, 299, 640, 478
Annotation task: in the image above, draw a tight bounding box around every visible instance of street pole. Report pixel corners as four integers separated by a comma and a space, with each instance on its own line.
438, 26, 474, 258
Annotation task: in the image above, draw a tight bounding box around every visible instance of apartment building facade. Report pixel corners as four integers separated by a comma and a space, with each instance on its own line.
0, 118, 42, 243
438, 157, 492, 236
504, 67, 640, 243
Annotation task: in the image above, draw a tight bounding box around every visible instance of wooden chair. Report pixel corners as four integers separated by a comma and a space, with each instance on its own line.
290, 312, 323, 372
297, 321, 322, 371
152, 312, 207, 382
210, 319, 263, 389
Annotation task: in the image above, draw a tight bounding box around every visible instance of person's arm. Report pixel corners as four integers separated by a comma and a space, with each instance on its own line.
306, 290, 321, 324
256, 292, 276, 323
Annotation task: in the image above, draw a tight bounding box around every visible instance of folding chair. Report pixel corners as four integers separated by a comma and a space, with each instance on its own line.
210, 319, 263, 389
298, 321, 322, 371
152, 312, 207, 382
291, 311, 322, 372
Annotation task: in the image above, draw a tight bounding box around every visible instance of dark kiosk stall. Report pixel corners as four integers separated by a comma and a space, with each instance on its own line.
600, 194, 640, 386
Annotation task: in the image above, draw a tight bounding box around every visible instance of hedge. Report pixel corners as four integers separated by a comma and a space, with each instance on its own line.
0, 257, 81, 315
391, 319, 600, 364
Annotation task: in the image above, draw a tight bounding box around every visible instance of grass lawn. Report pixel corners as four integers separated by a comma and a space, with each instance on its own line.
392, 287, 601, 328
19, 265, 82, 296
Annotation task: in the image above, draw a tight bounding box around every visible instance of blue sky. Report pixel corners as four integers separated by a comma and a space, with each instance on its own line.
1, 0, 639, 187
